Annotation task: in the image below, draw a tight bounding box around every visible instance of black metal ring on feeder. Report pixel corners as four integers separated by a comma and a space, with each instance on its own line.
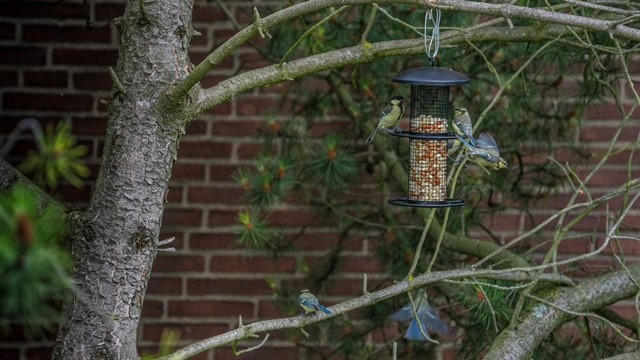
388, 67, 469, 208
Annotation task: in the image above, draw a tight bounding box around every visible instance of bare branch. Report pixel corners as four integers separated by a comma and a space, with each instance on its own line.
156, 268, 586, 360
484, 264, 640, 359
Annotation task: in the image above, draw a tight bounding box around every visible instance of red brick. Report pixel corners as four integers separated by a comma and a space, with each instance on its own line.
72, 116, 108, 136
0, 70, 18, 86
339, 256, 386, 273
236, 96, 280, 116
257, 300, 292, 318
24, 347, 53, 360
147, 277, 182, 295
211, 120, 260, 136
187, 279, 271, 296
152, 255, 205, 272
0, 46, 46, 64
142, 323, 228, 342
268, 209, 336, 227
191, 3, 228, 22
238, 49, 272, 70
187, 186, 244, 204
208, 210, 239, 227
23, 24, 111, 43
209, 255, 296, 273
209, 164, 240, 182
0, 22, 16, 40
0, 349, 20, 359
189, 232, 236, 250
171, 163, 205, 181
24, 70, 68, 88
95, 3, 126, 21
288, 232, 360, 251
0, 2, 87, 19
166, 185, 183, 203
168, 300, 254, 318
177, 140, 232, 159
161, 208, 202, 227
55, 185, 92, 204
3, 92, 93, 112
236, 142, 266, 159
73, 71, 113, 90
141, 300, 164, 318
52, 48, 117, 66
185, 119, 207, 135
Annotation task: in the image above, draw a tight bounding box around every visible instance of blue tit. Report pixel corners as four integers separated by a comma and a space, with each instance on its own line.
392, 292, 449, 341
451, 106, 477, 147
299, 289, 332, 315
366, 96, 406, 144
456, 132, 508, 170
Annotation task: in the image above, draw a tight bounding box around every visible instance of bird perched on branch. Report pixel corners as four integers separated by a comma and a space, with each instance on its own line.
366, 95, 405, 143
392, 292, 449, 341
299, 289, 332, 315
451, 106, 476, 147
456, 132, 508, 171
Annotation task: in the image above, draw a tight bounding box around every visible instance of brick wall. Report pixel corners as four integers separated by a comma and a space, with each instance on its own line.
1, 1, 639, 359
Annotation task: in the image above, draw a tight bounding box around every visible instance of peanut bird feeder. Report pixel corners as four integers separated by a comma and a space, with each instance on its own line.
388, 67, 469, 208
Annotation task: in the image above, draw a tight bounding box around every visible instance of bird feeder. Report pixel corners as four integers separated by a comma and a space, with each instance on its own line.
388, 67, 469, 208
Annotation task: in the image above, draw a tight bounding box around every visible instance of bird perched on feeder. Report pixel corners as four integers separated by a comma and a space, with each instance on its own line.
392, 292, 449, 341
299, 289, 332, 315
366, 95, 406, 143
451, 106, 477, 147
456, 132, 508, 171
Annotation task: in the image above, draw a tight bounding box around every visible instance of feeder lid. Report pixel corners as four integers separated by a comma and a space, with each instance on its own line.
393, 67, 469, 86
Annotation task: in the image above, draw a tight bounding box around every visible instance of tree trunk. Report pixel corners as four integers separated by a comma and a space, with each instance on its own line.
53, 1, 194, 358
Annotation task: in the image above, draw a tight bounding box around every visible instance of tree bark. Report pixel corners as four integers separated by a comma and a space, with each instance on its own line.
484, 264, 640, 360
52, 1, 194, 359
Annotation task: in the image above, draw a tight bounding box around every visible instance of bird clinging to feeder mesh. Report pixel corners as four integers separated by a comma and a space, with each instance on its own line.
365, 96, 406, 144
451, 106, 476, 147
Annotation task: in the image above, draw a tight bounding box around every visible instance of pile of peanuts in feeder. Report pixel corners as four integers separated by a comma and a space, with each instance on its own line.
409, 114, 447, 201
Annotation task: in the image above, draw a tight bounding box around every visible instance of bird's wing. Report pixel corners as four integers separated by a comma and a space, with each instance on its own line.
419, 307, 450, 335
404, 319, 432, 341
379, 104, 393, 118
476, 133, 500, 156
454, 119, 475, 144
391, 303, 413, 322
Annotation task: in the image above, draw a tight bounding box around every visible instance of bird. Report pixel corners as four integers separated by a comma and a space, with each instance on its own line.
298, 289, 332, 315
365, 96, 406, 144
456, 132, 508, 170
451, 106, 477, 147
392, 292, 449, 341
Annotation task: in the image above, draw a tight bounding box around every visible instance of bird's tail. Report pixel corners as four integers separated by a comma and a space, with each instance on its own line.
317, 304, 332, 314
365, 127, 380, 144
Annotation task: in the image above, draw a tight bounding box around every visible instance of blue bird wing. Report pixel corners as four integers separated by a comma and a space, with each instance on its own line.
391, 304, 413, 322
300, 297, 319, 309
404, 319, 432, 341
454, 120, 477, 146
476, 133, 500, 156
419, 307, 450, 335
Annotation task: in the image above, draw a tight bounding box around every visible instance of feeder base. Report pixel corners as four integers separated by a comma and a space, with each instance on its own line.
388, 198, 465, 208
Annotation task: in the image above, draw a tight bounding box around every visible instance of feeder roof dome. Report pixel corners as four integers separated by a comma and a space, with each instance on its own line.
393, 67, 469, 86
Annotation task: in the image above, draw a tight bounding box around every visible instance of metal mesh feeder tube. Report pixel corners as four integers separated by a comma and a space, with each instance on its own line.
388, 67, 469, 208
